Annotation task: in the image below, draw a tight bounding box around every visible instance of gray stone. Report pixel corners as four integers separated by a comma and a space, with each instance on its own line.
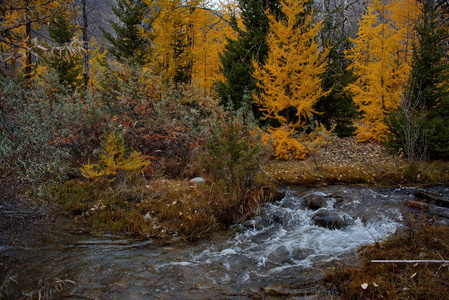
190, 177, 206, 184
311, 209, 354, 230
268, 245, 293, 264
303, 194, 327, 210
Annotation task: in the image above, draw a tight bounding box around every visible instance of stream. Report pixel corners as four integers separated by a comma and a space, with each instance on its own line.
2, 185, 449, 299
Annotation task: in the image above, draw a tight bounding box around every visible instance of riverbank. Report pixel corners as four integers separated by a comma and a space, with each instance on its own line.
324, 222, 449, 299
267, 137, 449, 186
2, 138, 449, 298
2, 184, 420, 299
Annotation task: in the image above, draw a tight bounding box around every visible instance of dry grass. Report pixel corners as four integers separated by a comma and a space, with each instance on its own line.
264, 138, 449, 186
51, 174, 277, 241
324, 220, 449, 299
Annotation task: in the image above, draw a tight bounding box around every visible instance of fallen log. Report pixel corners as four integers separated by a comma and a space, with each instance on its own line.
428, 206, 449, 219
405, 198, 449, 219
414, 191, 449, 208
405, 199, 429, 210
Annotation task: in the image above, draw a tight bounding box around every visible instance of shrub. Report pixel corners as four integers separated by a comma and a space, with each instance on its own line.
203, 105, 276, 223
80, 129, 148, 185
0, 81, 72, 188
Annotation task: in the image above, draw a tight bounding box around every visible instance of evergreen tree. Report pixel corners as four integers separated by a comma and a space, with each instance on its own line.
387, 0, 449, 159
101, 0, 152, 66
48, 9, 84, 88
314, 0, 357, 137
214, 0, 282, 114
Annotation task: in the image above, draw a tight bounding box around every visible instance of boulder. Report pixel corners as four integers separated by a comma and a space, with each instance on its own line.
303, 194, 327, 210
311, 209, 354, 230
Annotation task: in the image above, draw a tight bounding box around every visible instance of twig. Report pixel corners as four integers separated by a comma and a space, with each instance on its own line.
371, 260, 449, 264
300, 141, 321, 173
361, 222, 380, 248
258, 163, 288, 189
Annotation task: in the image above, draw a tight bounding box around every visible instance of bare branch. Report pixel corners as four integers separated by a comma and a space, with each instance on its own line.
371, 260, 449, 264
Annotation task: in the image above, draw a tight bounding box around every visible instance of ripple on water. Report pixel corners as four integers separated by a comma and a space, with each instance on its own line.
4, 185, 416, 298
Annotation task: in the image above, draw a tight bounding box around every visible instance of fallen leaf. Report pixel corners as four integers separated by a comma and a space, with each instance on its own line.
410, 272, 417, 279
361, 283, 369, 290
373, 282, 379, 287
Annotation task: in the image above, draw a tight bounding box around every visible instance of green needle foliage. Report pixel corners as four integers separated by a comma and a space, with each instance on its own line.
214, 0, 282, 117
101, 0, 152, 66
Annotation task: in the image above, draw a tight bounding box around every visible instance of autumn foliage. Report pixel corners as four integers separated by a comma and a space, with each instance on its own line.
253, 0, 329, 159
1, 0, 449, 242
346, 0, 420, 142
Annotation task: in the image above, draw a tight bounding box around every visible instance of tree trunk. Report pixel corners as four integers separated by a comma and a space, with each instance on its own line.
25, 0, 32, 84
82, 0, 90, 86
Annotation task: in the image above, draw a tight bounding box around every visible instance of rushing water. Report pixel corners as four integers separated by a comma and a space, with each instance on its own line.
3, 185, 448, 299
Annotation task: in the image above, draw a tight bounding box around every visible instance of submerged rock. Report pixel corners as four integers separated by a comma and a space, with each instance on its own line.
268, 245, 293, 264
311, 209, 354, 230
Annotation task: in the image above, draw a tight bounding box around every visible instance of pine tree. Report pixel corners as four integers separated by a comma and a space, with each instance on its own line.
314, 0, 357, 137
47, 7, 84, 89
388, 0, 449, 158
253, 0, 329, 159
214, 0, 282, 113
101, 0, 152, 66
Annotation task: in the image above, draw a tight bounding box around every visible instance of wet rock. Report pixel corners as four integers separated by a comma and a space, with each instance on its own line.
274, 189, 287, 201
311, 209, 354, 230
291, 248, 315, 261
332, 195, 348, 209
251, 226, 281, 243
271, 210, 285, 224
303, 194, 328, 210
268, 245, 293, 264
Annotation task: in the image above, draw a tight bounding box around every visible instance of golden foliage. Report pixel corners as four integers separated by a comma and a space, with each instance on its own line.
80, 130, 148, 181
1, 0, 62, 78
269, 127, 308, 160
346, 0, 420, 142
252, 0, 329, 159
148, 0, 234, 87
253, 0, 329, 129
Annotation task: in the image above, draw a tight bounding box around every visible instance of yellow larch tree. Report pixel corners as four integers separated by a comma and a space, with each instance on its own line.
252, 0, 329, 160
190, 2, 237, 90
1, 0, 61, 81
149, 0, 191, 85
346, 0, 420, 142
146, 0, 235, 89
